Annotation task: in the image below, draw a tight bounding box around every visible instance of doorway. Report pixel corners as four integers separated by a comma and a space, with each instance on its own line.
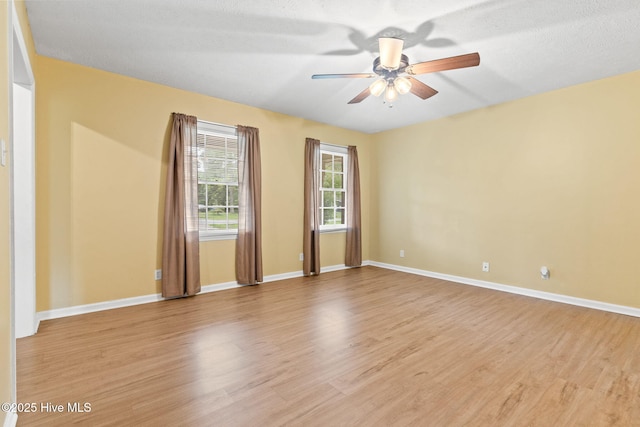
11, 2, 36, 340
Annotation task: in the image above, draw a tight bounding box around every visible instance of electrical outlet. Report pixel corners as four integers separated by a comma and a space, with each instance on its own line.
299, 253, 304, 261
154, 269, 162, 281
400, 249, 405, 258
482, 262, 490, 272
540, 266, 550, 280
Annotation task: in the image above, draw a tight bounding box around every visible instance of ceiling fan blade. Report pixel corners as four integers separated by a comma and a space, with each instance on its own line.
406, 52, 480, 75
312, 73, 376, 79
348, 87, 371, 104
406, 77, 438, 100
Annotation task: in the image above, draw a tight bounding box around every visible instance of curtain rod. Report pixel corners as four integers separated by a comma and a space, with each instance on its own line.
198, 119, 236, 129
310, 140, 348, 149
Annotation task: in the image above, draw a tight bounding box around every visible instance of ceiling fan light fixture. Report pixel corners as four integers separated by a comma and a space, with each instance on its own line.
394, 76, 412, 95
369, 78, 387, 97
379, 37, 404, 70
384, 82, 398, 104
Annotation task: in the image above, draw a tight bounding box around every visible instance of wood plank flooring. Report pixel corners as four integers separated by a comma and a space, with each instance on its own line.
16, 266, 640, 426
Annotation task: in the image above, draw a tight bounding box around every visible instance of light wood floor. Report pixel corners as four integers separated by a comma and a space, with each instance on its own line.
17, 267, 640, 426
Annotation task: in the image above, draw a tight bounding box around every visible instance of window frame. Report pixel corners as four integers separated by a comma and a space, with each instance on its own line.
319, 143, 348, 233
196, 121, 239, 241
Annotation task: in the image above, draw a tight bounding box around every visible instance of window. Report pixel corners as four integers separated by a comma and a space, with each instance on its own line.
197, 121, 238, 240
319, 144, 348, 231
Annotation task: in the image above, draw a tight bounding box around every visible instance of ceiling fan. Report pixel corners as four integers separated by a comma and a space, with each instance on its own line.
312, 37, 480, 105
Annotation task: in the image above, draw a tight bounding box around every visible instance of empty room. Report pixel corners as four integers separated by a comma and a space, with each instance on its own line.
3, 0, 640, 425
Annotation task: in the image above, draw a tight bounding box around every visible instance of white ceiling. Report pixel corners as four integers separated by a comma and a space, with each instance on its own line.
26, 0, 640, 133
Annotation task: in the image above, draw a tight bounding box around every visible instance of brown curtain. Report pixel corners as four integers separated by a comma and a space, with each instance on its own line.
303, 138, 321, 276
236, 125, 263, 285
346, 145, 362, 267
161, 113, 201, 297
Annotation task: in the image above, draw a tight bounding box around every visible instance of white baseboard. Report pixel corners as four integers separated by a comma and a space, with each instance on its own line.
200, 280, 241, 293
37, 292, 164, 322
3, 412, 17, 427
369, 261, 640, 318
36, 262, 368, 322
34, 259, 640, 323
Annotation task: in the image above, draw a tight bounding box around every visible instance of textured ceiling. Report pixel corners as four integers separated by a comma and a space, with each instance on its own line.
26, 0, 640, 133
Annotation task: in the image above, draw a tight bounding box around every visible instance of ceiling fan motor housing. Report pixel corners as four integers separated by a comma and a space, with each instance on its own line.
373, 54, 410, 79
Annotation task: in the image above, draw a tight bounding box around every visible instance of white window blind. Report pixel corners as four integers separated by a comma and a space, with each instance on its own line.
196, 121, 238, 240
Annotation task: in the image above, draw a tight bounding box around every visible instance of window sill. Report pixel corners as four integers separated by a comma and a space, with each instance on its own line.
320, 227, 346, 234
200, 232, 238, 242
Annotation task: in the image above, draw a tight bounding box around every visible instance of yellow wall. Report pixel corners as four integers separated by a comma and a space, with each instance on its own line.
29, 10, 640, 313
372, 70, 640, 307
36, 56, 371, 311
